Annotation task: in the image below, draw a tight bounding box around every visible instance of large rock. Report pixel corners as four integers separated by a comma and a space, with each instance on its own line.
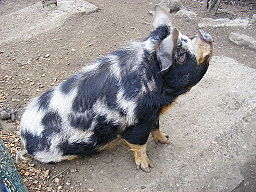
0, 0, 98, 44
229, 32, 256, 51
160, 0, 183, 13
198, 17, 250, 29
175, 9, 197, 20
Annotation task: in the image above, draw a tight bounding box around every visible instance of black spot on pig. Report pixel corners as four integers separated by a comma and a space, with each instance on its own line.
61, 74, 81, 94
112, 49, 128, 58
41, 111, 62, 133
22, 129, 61, 156
22, 131, 47, 155
113, 49, 135, 69
59, 116, 119, 156
38, 89, 53, 110
59, 139, 97, 156
147, 25, 170, 42
72, 65, 119, 113
69, 113, 93, 131
24, 111, 63, 155
93, 115, 119, 147
121, 72, 142, 99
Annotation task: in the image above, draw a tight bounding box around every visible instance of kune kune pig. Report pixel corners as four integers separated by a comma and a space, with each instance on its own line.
17, 6, 213, 172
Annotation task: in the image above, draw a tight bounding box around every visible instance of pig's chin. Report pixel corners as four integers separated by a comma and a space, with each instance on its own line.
193, 61, 209, 84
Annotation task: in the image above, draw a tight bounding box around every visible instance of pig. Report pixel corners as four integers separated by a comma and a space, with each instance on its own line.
17, 5, 213, 172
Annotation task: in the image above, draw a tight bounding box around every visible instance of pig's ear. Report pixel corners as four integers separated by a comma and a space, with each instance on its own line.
153, 5, 170, 29
157, 28, 179, 72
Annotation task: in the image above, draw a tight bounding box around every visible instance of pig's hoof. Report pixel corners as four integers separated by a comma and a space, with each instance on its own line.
135, 155, 153, 172
152, 130, 171, 144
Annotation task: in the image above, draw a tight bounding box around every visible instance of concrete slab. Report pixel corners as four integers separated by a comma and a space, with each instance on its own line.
198, 18, 250, 29
152, 56, 256, 191
60, 56, 256, 192
229, 32, 256, 51
0, 0, 98, 44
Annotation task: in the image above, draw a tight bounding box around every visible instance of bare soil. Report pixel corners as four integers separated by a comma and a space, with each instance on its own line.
0, 0, 255, 191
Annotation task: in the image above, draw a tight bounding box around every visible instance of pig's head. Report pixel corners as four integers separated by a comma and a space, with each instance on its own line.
153, 5, 213, 96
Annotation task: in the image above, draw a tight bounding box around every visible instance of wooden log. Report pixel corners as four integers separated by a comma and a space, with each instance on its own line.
204, 0, 221, 15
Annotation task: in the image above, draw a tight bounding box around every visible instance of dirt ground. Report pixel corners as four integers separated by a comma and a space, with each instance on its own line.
0, 0, 256, 191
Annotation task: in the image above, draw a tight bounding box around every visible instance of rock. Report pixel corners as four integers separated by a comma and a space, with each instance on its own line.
44, 54, 50, 58
160, 0, 183, 13
0, 110, 11, 120
175, 9, 197, 20
149, 0, 183, 15
229, 32, 256, 51
54, 177, 60, 183
57, 186, 62, 190
198, 17, 250, 29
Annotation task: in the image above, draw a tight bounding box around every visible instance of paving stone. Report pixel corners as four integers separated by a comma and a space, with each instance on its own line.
0, 0, 98, 44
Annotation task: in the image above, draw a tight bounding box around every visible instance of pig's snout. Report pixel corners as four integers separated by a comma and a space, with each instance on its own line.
198, 29, 213, 44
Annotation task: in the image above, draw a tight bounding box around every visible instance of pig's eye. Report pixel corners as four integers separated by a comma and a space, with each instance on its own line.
174, 47, 187, 65
177, 52, 187, 64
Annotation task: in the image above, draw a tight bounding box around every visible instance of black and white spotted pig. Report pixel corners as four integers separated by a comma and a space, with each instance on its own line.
17, 6, 213, 172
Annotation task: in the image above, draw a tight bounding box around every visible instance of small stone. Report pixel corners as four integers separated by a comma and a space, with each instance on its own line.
70, 169, 77, 173
54, 178, 60, 183
0, 110, 11, 120
57, 186, 62, 190
44, 54, 50, 58
44, 170, 50, 178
